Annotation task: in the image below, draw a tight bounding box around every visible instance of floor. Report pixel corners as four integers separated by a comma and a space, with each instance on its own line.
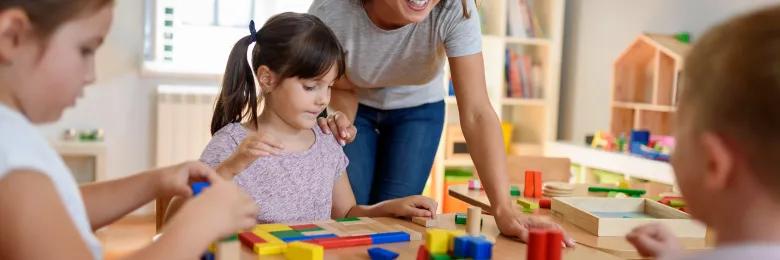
95, 215, 156, 260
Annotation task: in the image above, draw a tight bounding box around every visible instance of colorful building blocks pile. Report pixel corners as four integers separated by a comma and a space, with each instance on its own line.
526, 229, 563, 260
417, 229, 494, 260
235, 217, 419, 259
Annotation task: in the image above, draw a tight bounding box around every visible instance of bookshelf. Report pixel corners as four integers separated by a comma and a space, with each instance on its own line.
428, 0, 566, 212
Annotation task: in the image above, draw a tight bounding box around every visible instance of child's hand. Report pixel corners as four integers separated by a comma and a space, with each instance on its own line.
155, 161, 221, 198
626, 223, 681, 258
220, 132, 283, 178
384, 195, 438, 218
318, 111, 357, 146
168, 177, 259, 240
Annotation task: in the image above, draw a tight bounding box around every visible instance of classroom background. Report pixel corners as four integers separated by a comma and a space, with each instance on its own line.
40, 0, 779, 258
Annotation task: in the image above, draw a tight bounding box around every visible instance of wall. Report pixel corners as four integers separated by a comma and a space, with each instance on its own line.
558, 0, 779, 143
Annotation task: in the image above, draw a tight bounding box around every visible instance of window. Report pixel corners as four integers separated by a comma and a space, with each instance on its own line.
143, 0, 314, 76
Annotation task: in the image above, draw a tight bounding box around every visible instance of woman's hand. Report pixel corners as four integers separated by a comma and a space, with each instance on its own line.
494, 205, 576, 247
381, 195, 438, 218
317, 111, 357, 146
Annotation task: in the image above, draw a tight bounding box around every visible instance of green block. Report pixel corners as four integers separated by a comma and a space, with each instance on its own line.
269, 230, 303, 239
335, 217, 360, 222
220, 233, 238, 241
510, 185, 521, 196
675, 32, 691, 43
455, 213, 467, 225
297, 227, 324, 232
588, 186, 646, 197
669, 199, 686, 207
431, 253, 452, 260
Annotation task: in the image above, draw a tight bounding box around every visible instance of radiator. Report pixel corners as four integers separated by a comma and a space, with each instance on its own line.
155, 85, 219, 167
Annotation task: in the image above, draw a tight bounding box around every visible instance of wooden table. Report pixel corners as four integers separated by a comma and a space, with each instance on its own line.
239, 214, 621, 259
448, 184, 714, 259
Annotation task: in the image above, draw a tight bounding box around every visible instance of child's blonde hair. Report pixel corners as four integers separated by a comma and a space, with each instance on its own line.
681, 5, 780, 196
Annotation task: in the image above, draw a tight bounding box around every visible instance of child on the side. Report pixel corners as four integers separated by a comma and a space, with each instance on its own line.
626, 5, 780, 259
195, 13, 436, 223
0, 1, 259, 259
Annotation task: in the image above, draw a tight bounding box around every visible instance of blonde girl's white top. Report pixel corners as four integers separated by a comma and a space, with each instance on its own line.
0, 104, 103, 259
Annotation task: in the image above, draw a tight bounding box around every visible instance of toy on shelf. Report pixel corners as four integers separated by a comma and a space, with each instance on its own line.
468, 179, 482, 190
585, 129, 675, 162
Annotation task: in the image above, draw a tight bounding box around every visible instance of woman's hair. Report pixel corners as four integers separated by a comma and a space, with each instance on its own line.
680, 5, 780, 195
0, 0, 114, 39
211, 12, 346, 135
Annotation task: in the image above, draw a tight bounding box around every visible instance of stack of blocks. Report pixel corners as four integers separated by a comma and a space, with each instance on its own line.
418, 228, 493, 259
236, 217, 420, 259
526, 229, 563, 260
523, 170, 543, 198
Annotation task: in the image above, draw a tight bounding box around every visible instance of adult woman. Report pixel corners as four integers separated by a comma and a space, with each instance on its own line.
310, 0, 572, 243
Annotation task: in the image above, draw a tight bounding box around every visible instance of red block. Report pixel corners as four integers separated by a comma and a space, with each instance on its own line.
533, 171, 543, 198
416, 245, 430, 260
546, 230, 563, 260
309, 235, 372, 249
289, 224, 320, 230
527, 229, 547, 260
524, 170, 535, 198
539, 198, 551, 209
238, 232, 265, 249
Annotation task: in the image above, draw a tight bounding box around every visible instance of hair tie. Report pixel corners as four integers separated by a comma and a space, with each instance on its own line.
246, 20, 261, 91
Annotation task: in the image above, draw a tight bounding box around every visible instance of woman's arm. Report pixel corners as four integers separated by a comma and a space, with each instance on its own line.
449, 53, 512, 215
331, 174, 436, 218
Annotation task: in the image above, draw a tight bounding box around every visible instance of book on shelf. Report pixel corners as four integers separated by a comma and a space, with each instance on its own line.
505, 48, 543, 99
506, 0, 545, 39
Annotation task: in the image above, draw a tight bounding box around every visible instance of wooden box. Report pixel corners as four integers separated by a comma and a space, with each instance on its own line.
551, 197, 706, 238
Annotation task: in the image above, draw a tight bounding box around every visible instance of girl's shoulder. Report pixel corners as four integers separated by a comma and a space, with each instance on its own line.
212, 122, 249, 144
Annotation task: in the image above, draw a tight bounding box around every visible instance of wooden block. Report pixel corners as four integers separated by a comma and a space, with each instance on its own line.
335, 217, 361, 222
318, 222, 346, 237
524, 171, 535, 197
416, 245, 430, 260
255, 242, 287, 256
425, 229, 449, 254
308, 235, 372, 249
254, 223, 292, 233
238, 232, 265, 252
370, 232, 411, 244
510, 185, 522, 196
517, 198, 540, 209
300, 230, 333, 237
446, 230, 467, 252
360, 217, 398, 233
290, 224, 323, 232
527, 229, 547, 260
252, 230, 285, 244
533, 171, 543, 198
411, 216, 436, 228
368, 247, 400, 260
539, 198, 552, 209
391, 224, 422, 241
454, 213, 467, 225
215, 238, 240, 260
466, 207, 482, 236
284, 241, 324, 260
546, 230, 563, 260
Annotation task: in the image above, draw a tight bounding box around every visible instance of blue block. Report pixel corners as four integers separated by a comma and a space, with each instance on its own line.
281, 233, 337, 242
304, 233, 338, 240
453, 236, 472, 258
200, 251, 214, 260
469, 237, 493, 259
368, 247, 399, 260
370, 232, 410, 244
191, 182, 210, 196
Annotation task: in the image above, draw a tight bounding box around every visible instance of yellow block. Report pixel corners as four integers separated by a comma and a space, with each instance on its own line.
425, 229, 449, 254
447, 230, 467, 251
254, 242, 287, 256
284, 242, 324, 260
253, 223, 292, 233
252, 230, 285, 244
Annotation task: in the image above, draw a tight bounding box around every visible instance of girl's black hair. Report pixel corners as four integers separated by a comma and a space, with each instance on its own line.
211, 12, 346, 135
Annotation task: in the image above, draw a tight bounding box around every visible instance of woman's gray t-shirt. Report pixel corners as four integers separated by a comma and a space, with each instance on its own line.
309, 0, 482, 110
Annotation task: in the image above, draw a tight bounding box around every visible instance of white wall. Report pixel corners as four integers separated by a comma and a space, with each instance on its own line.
558, 0, 780, 143
38, 0, 219, 213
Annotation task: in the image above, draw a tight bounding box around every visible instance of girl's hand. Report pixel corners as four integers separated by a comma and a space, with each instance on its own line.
626, 223, 681, 258
383, 195, 438, 218
154, 161, 221, 198
165, 176, 259, 241
219, 132, 283, 178
317, 111, 357, 146
494, 205, 576, 247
